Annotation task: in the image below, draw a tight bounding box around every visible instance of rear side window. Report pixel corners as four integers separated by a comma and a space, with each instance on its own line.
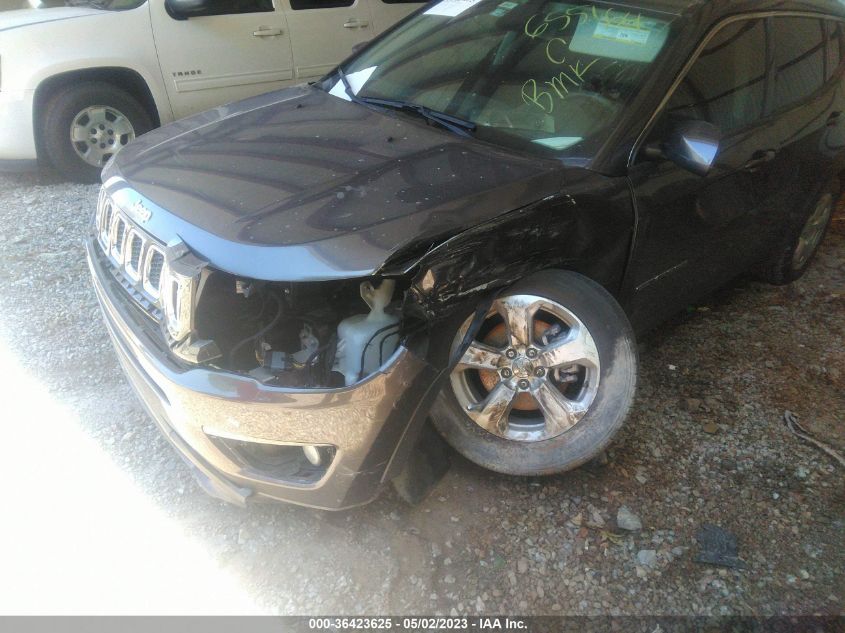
290, 0, 353, 9
826, 20, 845, 81
771, 17, 825, 112
175, 0, 274, 15
666, 19, 766, 135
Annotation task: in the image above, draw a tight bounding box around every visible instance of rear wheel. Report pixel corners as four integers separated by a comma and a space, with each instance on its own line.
430, 270, 637, 476
754, 179, 838, 285
42, 81, 153, 183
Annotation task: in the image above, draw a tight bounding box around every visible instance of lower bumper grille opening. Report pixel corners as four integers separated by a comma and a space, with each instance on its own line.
210, 437, 335, 484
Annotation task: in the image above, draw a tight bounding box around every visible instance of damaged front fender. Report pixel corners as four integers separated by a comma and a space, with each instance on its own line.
390, 169, 636, 328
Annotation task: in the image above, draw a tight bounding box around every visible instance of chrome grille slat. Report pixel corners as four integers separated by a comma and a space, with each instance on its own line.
97, 200, 114, 252
111, 216, 127, 264
124, 231, 145, 282
149, 254, 163, 287
129, 234, 143, 268
95, 190, 166, 321
142, 246, 165, 301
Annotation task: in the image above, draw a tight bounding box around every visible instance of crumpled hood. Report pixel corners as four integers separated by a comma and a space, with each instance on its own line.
107, 85, 563, 281
0, 6, 102, 32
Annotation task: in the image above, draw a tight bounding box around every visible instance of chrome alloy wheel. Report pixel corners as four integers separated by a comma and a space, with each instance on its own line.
792, 193, 833, 271
70, 105, 136, 167
449, 294, 601, 442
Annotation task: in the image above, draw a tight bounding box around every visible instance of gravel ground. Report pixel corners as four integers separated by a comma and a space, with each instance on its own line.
0, 170, 842, 615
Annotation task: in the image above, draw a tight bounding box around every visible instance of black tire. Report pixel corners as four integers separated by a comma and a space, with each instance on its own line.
753, 178, 838, 285
42, 81, 153, 183
429, 270, 638, 476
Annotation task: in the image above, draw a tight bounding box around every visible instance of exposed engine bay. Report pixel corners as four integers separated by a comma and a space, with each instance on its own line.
189, 269, 420, 388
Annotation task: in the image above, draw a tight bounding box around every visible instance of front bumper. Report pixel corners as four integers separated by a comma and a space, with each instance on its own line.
0, 89, 37, 162
86, 238, 442, 510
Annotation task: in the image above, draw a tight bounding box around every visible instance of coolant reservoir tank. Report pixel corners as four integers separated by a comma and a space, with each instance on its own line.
335, 280, 400, 386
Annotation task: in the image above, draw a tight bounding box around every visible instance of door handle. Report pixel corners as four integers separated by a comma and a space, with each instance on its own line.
343, 19, 369, 28
743, 149, 776, 171
253, 27, 283, 37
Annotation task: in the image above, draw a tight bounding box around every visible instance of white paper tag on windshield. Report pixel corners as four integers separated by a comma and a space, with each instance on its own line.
329, 66, 377, 101
425, 0, 483, 17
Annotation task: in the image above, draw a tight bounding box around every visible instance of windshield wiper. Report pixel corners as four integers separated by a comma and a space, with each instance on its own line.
360, 97, 476, 138
333, 69, 474, 138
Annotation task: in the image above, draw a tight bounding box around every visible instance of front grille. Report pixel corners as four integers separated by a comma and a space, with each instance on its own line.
95, 191, 166, 321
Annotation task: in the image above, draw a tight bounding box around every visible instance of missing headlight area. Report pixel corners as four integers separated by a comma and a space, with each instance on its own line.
190, 270, 420, 388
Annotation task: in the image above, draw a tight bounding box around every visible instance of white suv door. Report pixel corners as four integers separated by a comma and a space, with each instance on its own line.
149, 0, 294, 119
279, 0, 374, 82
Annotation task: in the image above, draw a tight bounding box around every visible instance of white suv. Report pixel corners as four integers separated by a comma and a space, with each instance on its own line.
0, 0, 423, 181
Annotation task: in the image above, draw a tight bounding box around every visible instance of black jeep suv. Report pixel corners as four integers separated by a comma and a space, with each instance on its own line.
88, 0, 844, 508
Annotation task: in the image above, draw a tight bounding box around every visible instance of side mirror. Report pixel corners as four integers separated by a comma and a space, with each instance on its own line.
644, 119, 722, 177
165, 0, 214, 20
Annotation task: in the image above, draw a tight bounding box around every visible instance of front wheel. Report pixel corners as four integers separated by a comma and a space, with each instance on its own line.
430, 270, 638, 476
42, 81, 153, 183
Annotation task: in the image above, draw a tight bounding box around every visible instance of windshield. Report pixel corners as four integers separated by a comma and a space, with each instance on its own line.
28, 0, 145, 10
329, 0, 676, 158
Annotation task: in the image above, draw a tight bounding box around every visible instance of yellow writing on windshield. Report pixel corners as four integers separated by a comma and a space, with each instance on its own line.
521, 56, 598, 113
547, 58, 598, 93
544, 36, 569, 64
524, 12, 572, 38
524, 5, 649, 43
521, 79, 555, 113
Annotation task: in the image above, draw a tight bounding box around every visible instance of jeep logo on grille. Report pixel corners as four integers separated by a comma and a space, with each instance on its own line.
128, 200, 152, 224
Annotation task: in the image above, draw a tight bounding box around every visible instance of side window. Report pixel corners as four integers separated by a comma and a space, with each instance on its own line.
181, 0, 273, 17
289, 0, 353, 9
771, 17, 825, 112
825, 20, 845, 81
665, 19, 766, 135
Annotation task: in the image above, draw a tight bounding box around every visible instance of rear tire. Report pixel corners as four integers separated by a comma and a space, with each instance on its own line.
753, 179, 838, 285
42, 81, 153, 183
429, 270, 638, 476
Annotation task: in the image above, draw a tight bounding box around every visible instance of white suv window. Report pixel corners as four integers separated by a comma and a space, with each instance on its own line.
290, 0, 354, 10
